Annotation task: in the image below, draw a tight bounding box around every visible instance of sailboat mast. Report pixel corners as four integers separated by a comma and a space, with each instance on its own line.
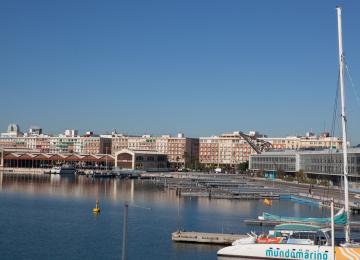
336, 6, 350, 243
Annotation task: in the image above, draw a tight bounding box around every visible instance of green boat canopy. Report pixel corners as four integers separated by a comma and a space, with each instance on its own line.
274, 223, 322, 231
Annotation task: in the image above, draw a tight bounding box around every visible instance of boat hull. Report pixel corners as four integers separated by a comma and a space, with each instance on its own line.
218, 243, 360, 260
217, 243, 333, 259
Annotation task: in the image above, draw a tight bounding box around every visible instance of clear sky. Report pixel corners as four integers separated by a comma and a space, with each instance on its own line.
1, 0, 360, 143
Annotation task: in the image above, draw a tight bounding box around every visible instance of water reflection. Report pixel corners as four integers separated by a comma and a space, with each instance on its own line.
0, 172, 353, 228
0, 173, 327, 217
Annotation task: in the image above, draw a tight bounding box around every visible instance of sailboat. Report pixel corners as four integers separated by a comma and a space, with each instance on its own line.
217, 6, 360, 260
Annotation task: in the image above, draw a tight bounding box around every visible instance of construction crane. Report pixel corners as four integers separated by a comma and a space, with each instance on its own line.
238, 132, 273, 154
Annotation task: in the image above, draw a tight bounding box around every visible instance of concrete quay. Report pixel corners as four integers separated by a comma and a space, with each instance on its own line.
0, 167, 46, 175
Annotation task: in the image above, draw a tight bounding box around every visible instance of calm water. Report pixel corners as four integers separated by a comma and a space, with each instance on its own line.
0, 174, 350, 260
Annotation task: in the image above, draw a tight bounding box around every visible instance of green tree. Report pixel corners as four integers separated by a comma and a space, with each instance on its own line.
296, 170, 306, 183
238, 161, 249, 172
189, 159, 200, 171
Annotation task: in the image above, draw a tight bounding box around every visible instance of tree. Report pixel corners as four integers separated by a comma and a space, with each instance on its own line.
256, 169, 264, 178
238, 161, 249, 172
189, 158, 200, 171
295, 170, 306, 183
276, 168, 285, 179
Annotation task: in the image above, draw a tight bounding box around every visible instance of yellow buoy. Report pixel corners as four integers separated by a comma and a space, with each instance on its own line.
93, 199, 101, 213
263, 198, 272, 206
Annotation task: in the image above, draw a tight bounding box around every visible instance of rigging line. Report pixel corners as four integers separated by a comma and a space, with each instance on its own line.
321, 72, 341, 219
331, 72, 340, 139
344, 61, 358, 148
329, 72, 340, 171
345, 61, 360, 107
331, 71, 346, 206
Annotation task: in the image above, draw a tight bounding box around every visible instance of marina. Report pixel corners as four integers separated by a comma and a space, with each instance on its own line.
2, 175, 351, 260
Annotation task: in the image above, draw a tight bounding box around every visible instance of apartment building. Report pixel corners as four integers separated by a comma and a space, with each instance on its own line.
261, 132, 343, 150
199, 131, 263, 167
80, 136, 112, 155
0, 135, 111, 155
26, 136, 51, 152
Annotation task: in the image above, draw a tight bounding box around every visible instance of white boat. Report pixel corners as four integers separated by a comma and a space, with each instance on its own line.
50, 165, 76, 175
217, 6, 360, 260
218, 223, 334, 259
50, 166, 61, 174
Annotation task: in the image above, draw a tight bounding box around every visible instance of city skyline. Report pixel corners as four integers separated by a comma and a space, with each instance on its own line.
1, 0, 360, 143
0, 122, 345, 140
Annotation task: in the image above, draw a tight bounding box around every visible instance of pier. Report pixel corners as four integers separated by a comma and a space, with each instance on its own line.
171, 231, 246, 245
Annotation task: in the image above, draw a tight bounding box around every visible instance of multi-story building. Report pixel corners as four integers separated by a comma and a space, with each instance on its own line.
25, 136, 51, 152
0, 135, 111, 155
199, 131, 264, 167
261, 132, 342, 150
80, 135, 112, 155
0, 136, 27, 149
166, 134, 199, 167
111, 133, 199, 168
249, 148, 360, 185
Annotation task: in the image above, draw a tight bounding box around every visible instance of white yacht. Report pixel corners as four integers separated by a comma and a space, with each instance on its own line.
218, 223, 334, 259
217, 6, 360, 260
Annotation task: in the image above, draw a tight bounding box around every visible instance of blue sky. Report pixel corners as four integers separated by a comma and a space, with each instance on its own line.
1, 0, 360, 143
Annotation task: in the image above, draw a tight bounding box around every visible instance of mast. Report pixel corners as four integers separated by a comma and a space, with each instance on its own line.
336, 6, 350, 243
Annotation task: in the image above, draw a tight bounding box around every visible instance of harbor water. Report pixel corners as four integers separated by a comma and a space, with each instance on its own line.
0, 174, 357, 260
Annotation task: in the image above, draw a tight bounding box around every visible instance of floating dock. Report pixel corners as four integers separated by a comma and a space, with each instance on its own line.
171, 231, 246, 245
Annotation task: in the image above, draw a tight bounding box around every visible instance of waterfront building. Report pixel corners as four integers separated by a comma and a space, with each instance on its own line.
249, 148, 360, 185
114, 149, 168, 171
0, 148, 115, 170
199, 131, 265, 168
260, 132, 343, 150
0, 135, 111, 155
111, 133, 199, 168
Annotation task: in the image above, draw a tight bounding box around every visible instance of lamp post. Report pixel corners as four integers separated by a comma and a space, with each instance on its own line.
121, 202, 151, 260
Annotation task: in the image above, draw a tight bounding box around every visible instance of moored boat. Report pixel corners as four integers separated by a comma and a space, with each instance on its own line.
50, 165, 76, 175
